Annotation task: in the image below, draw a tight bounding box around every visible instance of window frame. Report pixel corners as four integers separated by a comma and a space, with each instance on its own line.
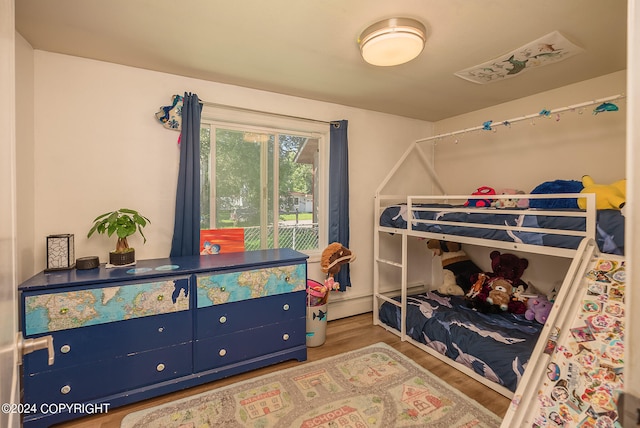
200, 107, 329, 257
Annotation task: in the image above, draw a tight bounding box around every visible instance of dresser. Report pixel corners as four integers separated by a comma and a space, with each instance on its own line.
18, 249, 308, 428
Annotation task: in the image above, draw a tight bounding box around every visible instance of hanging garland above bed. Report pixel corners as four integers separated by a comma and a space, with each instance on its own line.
420, 94, 625, 145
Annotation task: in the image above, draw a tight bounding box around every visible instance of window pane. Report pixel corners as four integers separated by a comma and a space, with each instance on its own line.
277, 134, 318, 251
200, 127, 211, 230
201, 124, 320, 253
216, 129, 263, 229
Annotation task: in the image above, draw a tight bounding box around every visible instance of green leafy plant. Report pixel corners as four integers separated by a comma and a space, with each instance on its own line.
87, 208, 150, 253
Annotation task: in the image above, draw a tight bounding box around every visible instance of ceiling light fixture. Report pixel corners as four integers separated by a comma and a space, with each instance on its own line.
358, 17, 426, 67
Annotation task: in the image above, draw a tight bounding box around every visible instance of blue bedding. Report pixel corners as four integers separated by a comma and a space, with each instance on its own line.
378, 291, 543, 392
379, 204, 625, 254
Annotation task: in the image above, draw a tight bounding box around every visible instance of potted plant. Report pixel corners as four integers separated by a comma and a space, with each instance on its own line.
87, 208, 150, 265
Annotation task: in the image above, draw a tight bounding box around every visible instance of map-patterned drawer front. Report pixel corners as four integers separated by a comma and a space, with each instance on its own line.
23, 342, 192, 407
194, 317, 305, 372
196, 263, 305, 308
24, 310, 192, 374
195, 290, 305, 339
23, 276, 190, 336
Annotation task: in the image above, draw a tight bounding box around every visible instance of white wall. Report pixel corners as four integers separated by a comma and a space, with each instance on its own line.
24, 50, 433, 319
433, 71, 626, 195
15, 32, 35, 283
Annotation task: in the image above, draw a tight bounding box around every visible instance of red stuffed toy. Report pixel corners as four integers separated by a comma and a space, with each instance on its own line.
464, 186, 496, 207
467, 250, 529, 314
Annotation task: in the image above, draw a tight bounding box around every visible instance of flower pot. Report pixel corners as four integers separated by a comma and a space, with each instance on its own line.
109, 249, 135, 265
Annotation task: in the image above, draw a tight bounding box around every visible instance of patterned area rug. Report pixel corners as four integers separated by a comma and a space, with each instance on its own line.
121, 343, 502, 427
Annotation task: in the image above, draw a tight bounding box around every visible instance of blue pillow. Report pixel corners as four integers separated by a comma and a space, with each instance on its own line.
529, 180, 584, 209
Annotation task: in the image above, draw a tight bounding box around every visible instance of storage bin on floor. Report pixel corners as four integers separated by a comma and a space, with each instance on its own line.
306, 303, 327, 347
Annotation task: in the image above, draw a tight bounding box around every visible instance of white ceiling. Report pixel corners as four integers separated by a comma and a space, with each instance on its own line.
15, 0, 627, 122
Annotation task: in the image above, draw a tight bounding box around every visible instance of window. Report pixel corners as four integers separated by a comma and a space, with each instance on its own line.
200, 111, 327, 253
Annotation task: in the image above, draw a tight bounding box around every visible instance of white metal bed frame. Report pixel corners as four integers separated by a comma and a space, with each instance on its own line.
372, 139, 599, 398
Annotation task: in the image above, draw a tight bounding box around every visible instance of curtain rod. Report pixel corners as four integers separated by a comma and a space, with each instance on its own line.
416, 94, 626, 144
199, 100, 339, 126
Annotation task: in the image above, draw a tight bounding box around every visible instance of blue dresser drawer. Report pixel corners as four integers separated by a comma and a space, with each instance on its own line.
24, 310, 192, 374
196, 263, 306, 308
23, 276, 190, 336
23, 342, 192, 406
194, 317, 305, 372
195, 291, 305, 339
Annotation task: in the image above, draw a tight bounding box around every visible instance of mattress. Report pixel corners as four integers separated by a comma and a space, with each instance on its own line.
379, 204, 624, 254
378, 291, 543, 392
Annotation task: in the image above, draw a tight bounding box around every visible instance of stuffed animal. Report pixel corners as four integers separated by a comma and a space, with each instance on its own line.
492, 188, 529, 209
437, 270, 465, 296
577, 175, 626, 210
486, 278, 513, 311
427, 240, 482, 295
467, 251, 529, 314
488, 250, 529, 288
321, 242, 356, 277
464, 186, 496, 207
466, 273, 486, 299
525, 295, 553, 324
529, 179, 583, 209
313, 243, 356, 300
612, 179, 627, 201
511, 284, 527, 303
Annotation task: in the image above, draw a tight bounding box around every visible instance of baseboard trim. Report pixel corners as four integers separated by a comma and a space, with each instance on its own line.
326, 294, 372, 320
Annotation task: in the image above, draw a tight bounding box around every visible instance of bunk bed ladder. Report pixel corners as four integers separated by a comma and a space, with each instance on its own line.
373, 195, 409, 341
373, 137, 445, 342
372, 193, 384, 328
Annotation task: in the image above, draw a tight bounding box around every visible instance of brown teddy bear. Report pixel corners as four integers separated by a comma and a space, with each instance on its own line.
486, 278, 513, 311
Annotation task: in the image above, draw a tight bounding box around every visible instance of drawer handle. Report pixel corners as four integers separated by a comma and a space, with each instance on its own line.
282, 333, 290, 341
60, 344, 71, 354
283, 304, 290, 311
158, 327, 164, 333
219, 316, 227, 324
156, 363, 165, 372
219, 349, 227, 357
60, 385, 71, 395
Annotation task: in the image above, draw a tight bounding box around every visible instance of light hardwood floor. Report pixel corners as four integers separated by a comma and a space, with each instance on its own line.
53, 312, 510, 427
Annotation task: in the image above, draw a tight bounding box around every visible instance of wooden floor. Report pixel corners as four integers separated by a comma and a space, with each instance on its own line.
53, 312, 510, 427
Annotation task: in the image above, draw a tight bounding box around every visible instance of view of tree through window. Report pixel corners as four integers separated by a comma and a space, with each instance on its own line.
200, 123, 321, 252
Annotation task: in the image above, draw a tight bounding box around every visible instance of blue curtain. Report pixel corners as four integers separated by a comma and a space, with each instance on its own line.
170, 93, 202, 257
328, 120, 351, 290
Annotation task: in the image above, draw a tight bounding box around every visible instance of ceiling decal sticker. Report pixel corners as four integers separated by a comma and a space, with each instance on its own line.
454, 31, 584, 84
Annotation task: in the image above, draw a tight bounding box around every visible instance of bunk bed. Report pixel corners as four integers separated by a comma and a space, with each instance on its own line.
372, 97, 626, 407
374, 192, 602, 396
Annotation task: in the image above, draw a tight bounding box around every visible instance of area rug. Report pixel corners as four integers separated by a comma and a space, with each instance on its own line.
121, 343, 502, 427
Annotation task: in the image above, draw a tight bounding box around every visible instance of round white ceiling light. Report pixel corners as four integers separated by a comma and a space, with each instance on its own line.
358, 18, 426, 67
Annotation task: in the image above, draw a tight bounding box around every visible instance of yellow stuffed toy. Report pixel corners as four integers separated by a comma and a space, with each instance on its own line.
577, 175, 626, 210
